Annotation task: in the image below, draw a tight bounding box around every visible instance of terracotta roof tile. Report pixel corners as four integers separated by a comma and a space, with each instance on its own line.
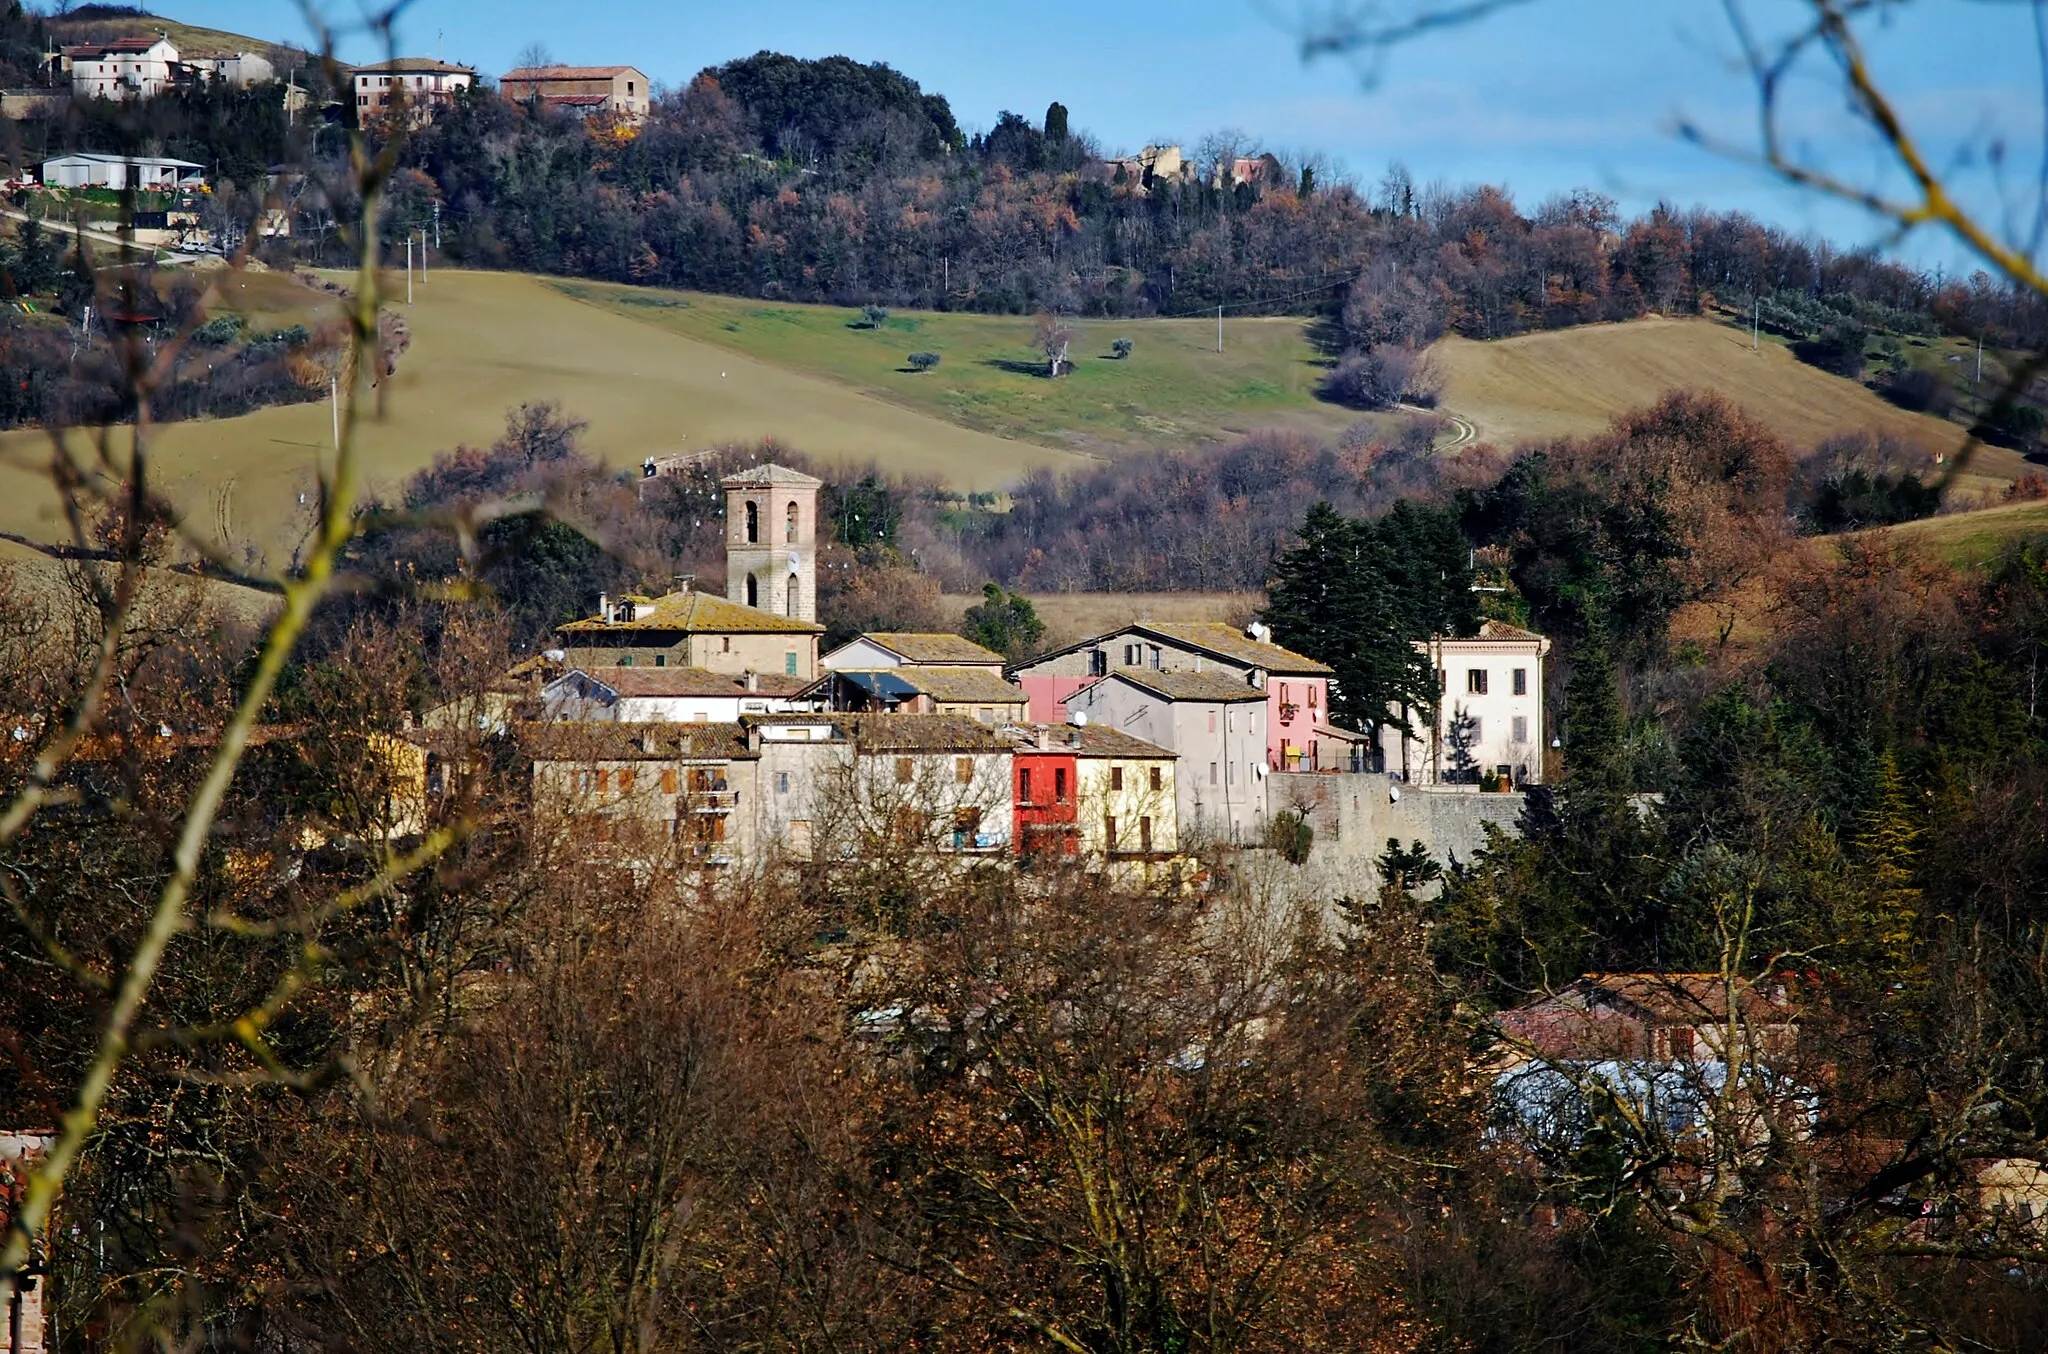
894, 667, 1028, 704
861, 632, 1006, 665
519, 721, 753, 761
720, 462, 824, 488
1012, 724, 1175, 758
1136, 622, 1334, 675
555, 667, 813, 699
1106, 667, 1267, 703
501, 64, 641, 80
558, 589, 822, 636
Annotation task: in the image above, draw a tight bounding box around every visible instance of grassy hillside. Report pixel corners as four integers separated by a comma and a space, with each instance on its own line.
50, 10, 301, 63
0, 270, 1084, 561
1435, 316, 2030, 498
1865, 499, 2048, 567
550, 280, 1366, 454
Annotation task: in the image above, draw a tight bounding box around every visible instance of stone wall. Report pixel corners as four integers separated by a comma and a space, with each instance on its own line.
1268, 771, 1525, 893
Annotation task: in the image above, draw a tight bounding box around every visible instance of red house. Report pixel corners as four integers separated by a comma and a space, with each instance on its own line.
1012, 732, 1078, 859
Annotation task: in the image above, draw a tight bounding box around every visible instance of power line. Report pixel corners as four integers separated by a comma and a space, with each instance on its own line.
1157, 267, 1367, 321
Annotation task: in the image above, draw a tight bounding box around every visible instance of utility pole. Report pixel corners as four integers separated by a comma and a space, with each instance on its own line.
418, 228, 427, 283
432, 199, 441, 250
406, 236, 413, 304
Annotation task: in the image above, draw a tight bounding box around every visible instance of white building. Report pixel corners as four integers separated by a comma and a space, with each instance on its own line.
1064, 668, 1269, 846
63, 35, 180, 100
541, 667, 814, 723
353, 58, 475, 124
38, 152, 206, 190
184, 51, 277, 88
1380, 620, 1551, 787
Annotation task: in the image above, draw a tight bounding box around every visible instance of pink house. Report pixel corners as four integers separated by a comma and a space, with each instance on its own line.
1009, 621, 1347, 771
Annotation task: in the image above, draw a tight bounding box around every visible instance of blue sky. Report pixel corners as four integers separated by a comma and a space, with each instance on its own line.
170, 0, 2036, 273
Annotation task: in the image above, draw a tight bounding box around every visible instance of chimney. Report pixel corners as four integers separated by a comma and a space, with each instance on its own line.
597, 592, 611, 623
1035, 726, 1049, 750
744, 670, 759, 692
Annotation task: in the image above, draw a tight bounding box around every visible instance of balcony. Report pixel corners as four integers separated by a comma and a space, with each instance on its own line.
687, 789, 737, 813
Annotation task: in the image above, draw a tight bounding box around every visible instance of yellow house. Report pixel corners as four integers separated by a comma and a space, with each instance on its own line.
1068, 724, 1178, 873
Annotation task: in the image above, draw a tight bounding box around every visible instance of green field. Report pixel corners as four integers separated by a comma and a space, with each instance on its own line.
549, 280, 1367, 454
0, 271, 1086, 562
1869, 499, 2048, 567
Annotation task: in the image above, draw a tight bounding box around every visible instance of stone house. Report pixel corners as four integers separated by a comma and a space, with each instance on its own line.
499, 64, 651, 120
525, 721, 758, 869
1063, 668, 1267, 846
60, 35, 180, 100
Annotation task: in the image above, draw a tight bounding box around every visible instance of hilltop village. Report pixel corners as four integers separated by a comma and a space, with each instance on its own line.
393, 461, 1549, 887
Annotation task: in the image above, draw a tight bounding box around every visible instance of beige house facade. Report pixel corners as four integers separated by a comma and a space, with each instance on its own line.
555, 587, 823, 680
500, 64, 651, 119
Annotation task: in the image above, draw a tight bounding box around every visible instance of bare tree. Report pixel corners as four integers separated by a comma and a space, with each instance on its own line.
1035, 310, 1076, 377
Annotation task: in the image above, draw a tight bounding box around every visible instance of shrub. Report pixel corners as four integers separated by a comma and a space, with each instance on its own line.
1316, 345, 1436, 410
1793, 320, 1868, 379
194, 313, 244, 345
1111, 337, 1133, 359
907, 351, 940, 372
1266, 809, 1314, 864
859, 303, 889, 329
1978, 401, 2046, 450
1882, 364, 1950, 414
1801, 469, 1942, 533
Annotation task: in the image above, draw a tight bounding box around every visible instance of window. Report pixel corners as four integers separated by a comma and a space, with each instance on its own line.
1149, 645, 1162, 668
1439, 668, 1447, 693
1512, 716, 1528, 743
1054, 767, 1068, 802
1019, 768, 1033, 804
1089, 649, 1106, 676
785, 652, 798, 676
1208, 710, 1217, 733
654, 653, 666, 667
1469, 717, 1483, 741
1150, 766, 1163, 792
1124, 643, 1138, 666
744, 499, 759, 543
595, 769, 611, 793
1467, 668, 1488, 695
955, 757, 974, 783
1139, 816, 1152, 853
1280, 682, 1290, 703
786, 500, 798, 543
977, 707, 993, 723
952, 806, 982, 848
785, 584, 797, 618
661, 769, 677, 794
617, 769, 635, 794
1111, 766, 1124, 791
627, 79, 635, 92
745, 573, 758, 607
1512, 667, 1528, 696
1105, 815, 1119, 851
1209, 762, 1218, 786
619, 654, 634, 667
1309, 684, 1319, 708
895, 757, 914, 784
721, 637, 731, 653
776, 771, 790, 794
1227, 761, 1236, 784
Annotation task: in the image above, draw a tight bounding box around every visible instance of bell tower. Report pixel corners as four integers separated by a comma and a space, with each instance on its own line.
722, 463, 822, 623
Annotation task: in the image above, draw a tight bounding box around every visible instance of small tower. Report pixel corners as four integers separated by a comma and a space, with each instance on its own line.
722, 462, 822, 623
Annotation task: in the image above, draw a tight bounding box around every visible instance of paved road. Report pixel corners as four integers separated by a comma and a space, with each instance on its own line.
0, 207, 197, 264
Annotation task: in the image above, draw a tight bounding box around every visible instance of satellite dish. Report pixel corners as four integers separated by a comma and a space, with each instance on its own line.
788, 552, 801, 575
1069, 711, 1089, 727
1389, 785, 1402, 804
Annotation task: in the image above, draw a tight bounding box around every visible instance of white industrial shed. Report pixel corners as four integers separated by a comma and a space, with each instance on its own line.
38, 153, 206, 190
